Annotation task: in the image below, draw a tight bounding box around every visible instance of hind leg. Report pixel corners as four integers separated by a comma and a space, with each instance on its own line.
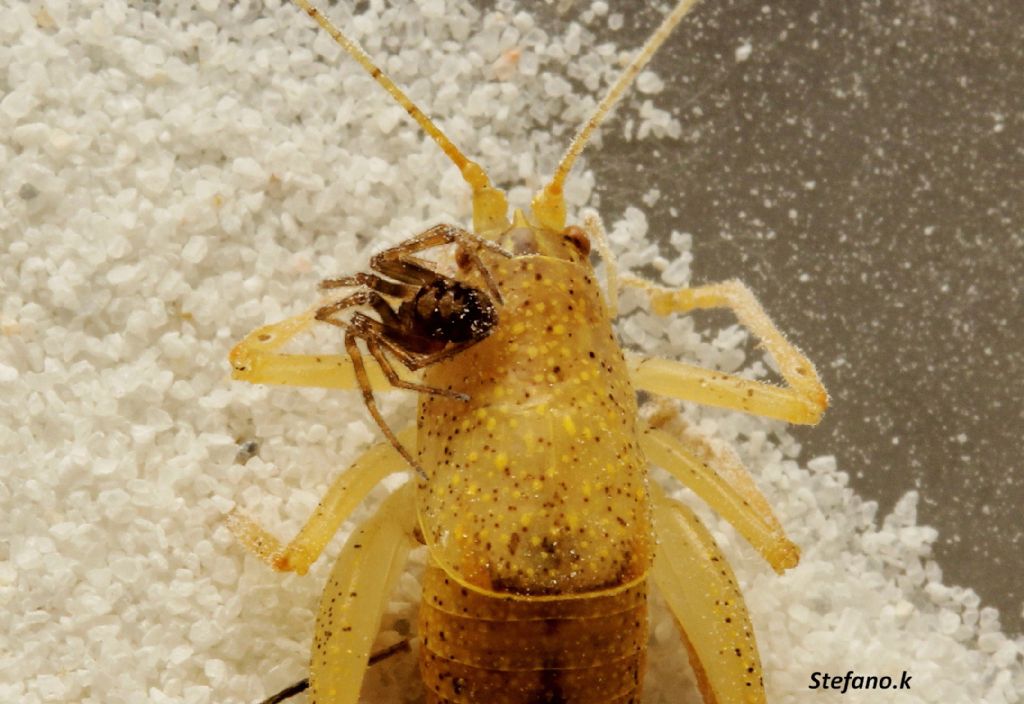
310, 482, 418, 704
650, 482, 767, 704
641, 422, 799, 573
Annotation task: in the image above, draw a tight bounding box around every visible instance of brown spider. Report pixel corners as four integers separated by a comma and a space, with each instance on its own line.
314, 224, 510, 476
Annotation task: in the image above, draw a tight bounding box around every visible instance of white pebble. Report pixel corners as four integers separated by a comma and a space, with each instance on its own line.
182, 236, 209, 264
34, 675, 67, 701
636, 70, 664, 94
1, 90, 35, 119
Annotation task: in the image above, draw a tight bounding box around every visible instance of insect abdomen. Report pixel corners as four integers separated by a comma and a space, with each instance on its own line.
419, 564, 648, 704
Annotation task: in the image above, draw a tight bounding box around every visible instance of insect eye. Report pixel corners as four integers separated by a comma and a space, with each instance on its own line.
562, 226, 591, 256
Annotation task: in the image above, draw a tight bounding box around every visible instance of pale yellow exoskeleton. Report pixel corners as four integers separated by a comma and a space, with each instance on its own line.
226, 1, 829, 702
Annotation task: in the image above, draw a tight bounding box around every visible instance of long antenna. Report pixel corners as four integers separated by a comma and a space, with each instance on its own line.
290, 0, 510, 233
532, 0, 704, 231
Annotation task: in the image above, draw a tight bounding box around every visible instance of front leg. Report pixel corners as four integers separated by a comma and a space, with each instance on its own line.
229, 305, 420, 391
625, 278, 828, 425
370, 223, 510, 302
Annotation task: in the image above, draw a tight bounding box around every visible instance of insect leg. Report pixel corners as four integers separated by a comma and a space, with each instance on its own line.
227, 428, 411, 575
257, 642, 411, 704
311, 482, 417, 704
650, 482, 767, 704
641, 423, 798, 573
624, 278, 829, 424
229, 306, 417, 391
581, 211, 619, 317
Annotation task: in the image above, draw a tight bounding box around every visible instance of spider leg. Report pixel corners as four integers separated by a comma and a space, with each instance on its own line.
372, 223, 511, 263
315, 290, 401, 329
319, 271, 415, 299
344, 331, 426, 480
364, 335, 470, 402
371, 223, 510, 302
229, 306, 412, 391
453, 242, 504, 305
372, 328, 481, 372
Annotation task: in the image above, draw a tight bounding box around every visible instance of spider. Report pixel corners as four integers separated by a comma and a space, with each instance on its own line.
313, 223, 510, 475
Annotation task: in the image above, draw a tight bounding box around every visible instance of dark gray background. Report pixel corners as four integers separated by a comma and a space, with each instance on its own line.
524, 0, 1022, 634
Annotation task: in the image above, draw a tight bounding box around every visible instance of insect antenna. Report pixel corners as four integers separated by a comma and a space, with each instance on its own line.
289, 0, 510, 234
257, 679, 308, 704
532, 0, 704, 231
255, 640, 411, 704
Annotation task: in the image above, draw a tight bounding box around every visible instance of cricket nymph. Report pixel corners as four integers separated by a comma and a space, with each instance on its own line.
227, 1, 829, 703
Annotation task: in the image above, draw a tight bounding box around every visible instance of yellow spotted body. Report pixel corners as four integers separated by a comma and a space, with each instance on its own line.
415, 238, 651, 702
226, 2, 830, 703
419, 244, 649, 595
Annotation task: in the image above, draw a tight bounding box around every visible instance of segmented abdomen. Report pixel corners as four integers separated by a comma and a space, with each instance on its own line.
419, 564, 648, 704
